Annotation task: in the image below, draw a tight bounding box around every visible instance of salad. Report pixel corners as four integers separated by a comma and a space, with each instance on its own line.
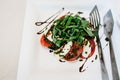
36, 11, 98, 62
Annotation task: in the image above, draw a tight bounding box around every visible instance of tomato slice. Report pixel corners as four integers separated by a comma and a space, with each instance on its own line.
64, 39, 95, 61
64, 42, 83, 61
58, 15, 66, 20
80, 39, 95, 59
40, 34, 52, 47
41, 34, 95, 60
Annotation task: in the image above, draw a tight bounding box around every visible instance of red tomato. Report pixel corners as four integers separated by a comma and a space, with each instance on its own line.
80, 39, 96, 59
40, 34, 52, 47
64, 42, 83, 61
58, 15, 66, 20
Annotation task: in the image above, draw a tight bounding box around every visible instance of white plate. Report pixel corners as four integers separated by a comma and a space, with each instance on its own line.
17, 0, 120, 80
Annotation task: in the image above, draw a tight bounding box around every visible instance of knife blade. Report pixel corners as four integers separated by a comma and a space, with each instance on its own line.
103, 10, 120, 80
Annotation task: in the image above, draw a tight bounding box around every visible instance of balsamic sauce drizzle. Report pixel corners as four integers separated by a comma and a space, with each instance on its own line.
79, 58, 88, 72
59, 59, 66, 62
35, 22, 49, 26
36, 8, 65, 34
79, 55, 98, 72
91, 60, 94, 62
35, 8, 64, 26
102, 43, 108, 50
49, 49, 53, 53
77, 11, 83, 14
36, 15, 60, 34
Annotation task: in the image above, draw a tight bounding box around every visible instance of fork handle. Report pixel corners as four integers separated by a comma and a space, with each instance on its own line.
97, 37, 109, 80
109, 37, 120, 80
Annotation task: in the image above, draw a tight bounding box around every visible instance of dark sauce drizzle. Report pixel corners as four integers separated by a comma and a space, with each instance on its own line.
79, 58, 88, 72
36, 11, 71, 35
79, 55, 98, 72
35, 8, 64, 26
49, 49, 53, 53
77, 11, 83, 14
105, 37, 109, 41
35, 8, 64, 35
91, 60, 94, 62
59, 59, 66, 62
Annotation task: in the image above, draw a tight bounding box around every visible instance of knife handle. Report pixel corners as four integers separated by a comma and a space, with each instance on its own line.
109, 38, 120, 80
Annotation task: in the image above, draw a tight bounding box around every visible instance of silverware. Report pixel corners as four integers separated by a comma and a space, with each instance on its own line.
89, 5, 109, 80
103, 10, 120, 80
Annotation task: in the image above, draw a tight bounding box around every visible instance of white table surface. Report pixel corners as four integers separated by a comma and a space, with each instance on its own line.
17, 0, 120, 80
0, 0, 26, 80
0, 0, 120, 80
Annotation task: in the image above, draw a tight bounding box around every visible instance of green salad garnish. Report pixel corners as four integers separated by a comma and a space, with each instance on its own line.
51, 13, 96, 47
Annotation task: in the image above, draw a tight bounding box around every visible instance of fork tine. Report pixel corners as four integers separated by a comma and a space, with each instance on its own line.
90, 5, 100, 28
89, 5, 109, 80
95, 6, 101, 27
94, 6, 100, 27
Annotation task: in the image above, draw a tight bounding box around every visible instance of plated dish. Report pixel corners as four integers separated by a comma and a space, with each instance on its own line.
35, 8, 98, 72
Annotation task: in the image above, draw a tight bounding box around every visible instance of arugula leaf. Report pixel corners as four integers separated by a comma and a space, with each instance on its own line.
81, 20, 89, 27
77, 36, 84, 44
60, 16, 69, 26
66, 16, 73, 27
83, 28, 94, 37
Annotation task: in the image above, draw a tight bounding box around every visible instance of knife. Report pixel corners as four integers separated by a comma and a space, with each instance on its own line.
103, 10, 120, 80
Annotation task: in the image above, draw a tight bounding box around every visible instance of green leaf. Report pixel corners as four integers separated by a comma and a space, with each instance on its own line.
60, 16, 69, 26
74, 14, 80, 18
53, 28, 57, 35
92, 30, 98, 37
69, 36, 77, 40
83, 28, 94, 37
66, 16, 73, 27
53, 37, 57, 42
77, 36, 84, 44
56, 28, 62, 36
55, 40, 65, 47
81, 20, 89, 27
56, 41, 61, 47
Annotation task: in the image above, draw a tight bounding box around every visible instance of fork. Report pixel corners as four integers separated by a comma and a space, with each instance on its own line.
89, 5, 109, 80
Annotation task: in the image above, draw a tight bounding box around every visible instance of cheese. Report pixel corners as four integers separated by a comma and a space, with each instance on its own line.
53, 41, 73, 59
59, 41, 73, 57
82, 40, 91, 57
46, 32, 53, 42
